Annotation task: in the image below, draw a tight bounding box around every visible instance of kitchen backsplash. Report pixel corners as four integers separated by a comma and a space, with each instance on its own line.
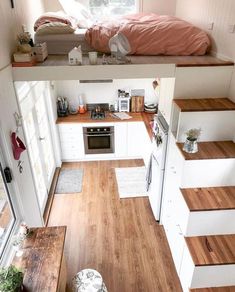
55, 79, 158, 108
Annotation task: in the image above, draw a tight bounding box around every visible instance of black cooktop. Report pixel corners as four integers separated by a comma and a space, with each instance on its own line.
88, 103, 108, 120
90, 109, 106, 120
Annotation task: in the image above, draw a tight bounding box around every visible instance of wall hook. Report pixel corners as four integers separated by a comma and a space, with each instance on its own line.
14, 112, 22, 133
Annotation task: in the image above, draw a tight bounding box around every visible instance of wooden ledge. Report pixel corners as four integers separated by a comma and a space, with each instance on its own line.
13, 226, 67, 292
190, 287, 235, 292
174, 98, 235, 112
185, 234, 235, 266
176, 141, 235, 160
180, 187, 235, 211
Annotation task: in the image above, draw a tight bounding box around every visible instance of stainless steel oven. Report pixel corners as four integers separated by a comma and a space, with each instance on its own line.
83, 126, 115, 154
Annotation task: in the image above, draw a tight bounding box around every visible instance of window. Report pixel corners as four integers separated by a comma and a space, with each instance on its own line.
89, 0, 139, 18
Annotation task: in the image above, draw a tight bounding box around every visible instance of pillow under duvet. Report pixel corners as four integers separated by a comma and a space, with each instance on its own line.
35, 22, 75, 35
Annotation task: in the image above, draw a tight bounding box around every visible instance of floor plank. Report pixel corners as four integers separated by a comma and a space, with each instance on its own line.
48, 160, 182, 292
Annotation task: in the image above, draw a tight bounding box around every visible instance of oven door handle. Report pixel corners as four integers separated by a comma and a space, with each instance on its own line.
86, 134, 112, 137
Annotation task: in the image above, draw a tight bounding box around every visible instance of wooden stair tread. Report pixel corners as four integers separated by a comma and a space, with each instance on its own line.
176, 141, 235, 160
185, 235, 235, 266
180, 187, 235, 211
190, 287, 235, 292
174, 98, 235, 112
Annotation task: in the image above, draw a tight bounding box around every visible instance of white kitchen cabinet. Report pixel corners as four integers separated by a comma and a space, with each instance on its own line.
127, 121, 152, 163
164, 216, 185, 274
162, 132, 235, 283
127, 122, 145, 158
115, 122, 127, 158
58, 124, 84, 161
158, 78, 175, 124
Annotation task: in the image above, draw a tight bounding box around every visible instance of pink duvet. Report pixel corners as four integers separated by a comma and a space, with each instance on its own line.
85, 14, 210, 55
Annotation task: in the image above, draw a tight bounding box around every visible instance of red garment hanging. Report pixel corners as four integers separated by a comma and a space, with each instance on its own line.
11, 132, 26, 160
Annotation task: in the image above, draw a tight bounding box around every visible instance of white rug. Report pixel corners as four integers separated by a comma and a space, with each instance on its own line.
115, 166, 148, 198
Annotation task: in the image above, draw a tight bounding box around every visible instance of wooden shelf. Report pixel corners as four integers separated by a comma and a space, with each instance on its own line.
174, 98, 235, 112
185, 234, 235, 266
176, 141, 235, 160
180, 186, 235, 211
190, 287, 235, 292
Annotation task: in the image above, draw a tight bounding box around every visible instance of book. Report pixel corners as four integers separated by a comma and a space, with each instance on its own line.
12, 60, 36, 67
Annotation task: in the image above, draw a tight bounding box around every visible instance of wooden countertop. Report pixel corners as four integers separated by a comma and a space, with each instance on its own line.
185, 234, 235, 266
190, 287, 235, 292
174, 98, 235, 112
57, 112, 155, 139
176, 141, 235, 160
13, 226, 66, 292
180, 187, 235, 211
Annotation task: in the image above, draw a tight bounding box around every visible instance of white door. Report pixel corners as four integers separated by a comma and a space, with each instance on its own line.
18, 82, 56, 212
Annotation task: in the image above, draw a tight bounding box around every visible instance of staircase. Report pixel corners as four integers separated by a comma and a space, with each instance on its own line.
162, 89, 235, 291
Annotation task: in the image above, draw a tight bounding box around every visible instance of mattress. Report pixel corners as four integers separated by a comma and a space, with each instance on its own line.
34, 28, 94, 54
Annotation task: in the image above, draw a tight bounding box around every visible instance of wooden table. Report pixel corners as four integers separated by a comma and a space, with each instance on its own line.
13, 226, 67, 292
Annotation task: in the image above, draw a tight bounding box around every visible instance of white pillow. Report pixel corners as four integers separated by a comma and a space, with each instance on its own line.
36, 22, 75, 35
58, 0, 93, 28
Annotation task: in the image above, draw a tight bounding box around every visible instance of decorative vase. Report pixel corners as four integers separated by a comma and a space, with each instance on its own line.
183, 137, 198, 153
18, 43, 32, 53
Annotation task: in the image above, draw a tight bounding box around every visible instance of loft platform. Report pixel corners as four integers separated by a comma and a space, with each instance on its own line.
12, 54, 234, 81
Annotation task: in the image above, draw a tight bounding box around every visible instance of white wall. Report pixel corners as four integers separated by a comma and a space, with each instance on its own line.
0, 0, 44, 70
43, 0, 176, 15
55, 78, 158, 108
0, 0, 45, 226
175, 0, 235, 104
175, 0, 235, 61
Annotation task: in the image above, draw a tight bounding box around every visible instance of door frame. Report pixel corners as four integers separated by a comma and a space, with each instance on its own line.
0, 126, 21, 265
16, 81, 56, 214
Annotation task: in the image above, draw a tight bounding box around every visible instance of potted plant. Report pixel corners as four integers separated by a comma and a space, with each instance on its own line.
17, 32, 32, 53
183, 128, 201, 153
0, 265, 24, 292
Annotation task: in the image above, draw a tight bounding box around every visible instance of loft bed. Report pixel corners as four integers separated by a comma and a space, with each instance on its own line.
34, 12, 211, 56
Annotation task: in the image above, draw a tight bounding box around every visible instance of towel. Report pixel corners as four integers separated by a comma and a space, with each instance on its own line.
146, 153, 153, 191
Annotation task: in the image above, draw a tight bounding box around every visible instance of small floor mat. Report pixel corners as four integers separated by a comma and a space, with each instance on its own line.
55, 168, 83, 194
115, 166, 147, 198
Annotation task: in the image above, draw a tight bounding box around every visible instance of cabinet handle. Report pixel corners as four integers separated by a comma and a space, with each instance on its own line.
176, 224, 183, 236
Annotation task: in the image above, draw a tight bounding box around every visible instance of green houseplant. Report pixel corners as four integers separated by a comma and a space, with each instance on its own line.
0, 265, 24, 292
183, 128, 201, 153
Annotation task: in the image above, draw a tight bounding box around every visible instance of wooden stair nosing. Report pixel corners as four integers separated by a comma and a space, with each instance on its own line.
173, 98, 235, 112
176, 141, 235, 160
190, 287, 235, 292
185, 234, 235, 267
180, 186, 235, 212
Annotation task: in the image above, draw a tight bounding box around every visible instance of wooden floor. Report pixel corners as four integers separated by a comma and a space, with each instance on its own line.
48, 160, 182, 292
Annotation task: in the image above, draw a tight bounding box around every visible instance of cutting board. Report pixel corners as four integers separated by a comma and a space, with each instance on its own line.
131, 96, 144, 112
